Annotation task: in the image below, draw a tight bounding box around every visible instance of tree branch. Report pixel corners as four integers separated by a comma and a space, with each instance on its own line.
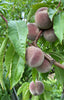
44, 53, 64, 69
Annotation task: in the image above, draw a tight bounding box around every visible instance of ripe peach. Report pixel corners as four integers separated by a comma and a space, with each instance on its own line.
27, 23, 39, 41
36, 59, 52, 73
26, 46, 44, 67
29, 81, 44, 95
35, 7, 52, 29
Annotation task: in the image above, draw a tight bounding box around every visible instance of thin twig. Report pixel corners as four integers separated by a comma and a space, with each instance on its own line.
27, 41, 33, 46
34, 30, 43, 43
32, 30, 43, 46
0, 13, 8, 27
56, 1, 61, 9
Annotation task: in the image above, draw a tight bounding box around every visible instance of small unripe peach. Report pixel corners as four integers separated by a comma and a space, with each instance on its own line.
35, 7, 52, 29
43, 28, 57, 42
36, 59, 52, 73
27, 23, 39, 41
26, 46, 44, 67
29, 81, 44, 95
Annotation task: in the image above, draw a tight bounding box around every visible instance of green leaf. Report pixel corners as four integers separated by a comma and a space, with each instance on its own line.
55, 66, 64, 84
8, 20, 28, 59
53, 12, 64, 43
50, 51, 64, 61
5, 44, 15, 77
48, 8, 57, 21
1, 95, 11, 100
61, 0, 64, 6
10, 53, 25, 89
0, 37, 8, 89
31, 95, 39, 100
32, 68, 38, 82
0, 37, 4, 47
43, 92, 51, 100
17, 82, 29, 95
0, 1, 13, 5
22, 83, 30, 100
17, 82, 30, 100
8, 20, 27, 89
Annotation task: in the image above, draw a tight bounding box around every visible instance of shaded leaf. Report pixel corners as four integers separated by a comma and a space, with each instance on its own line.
10, 53, 25, 89
55, 66, 64, 84
0, 37, 8, 89
5, 44, 15, 77
50, 51, 64, 61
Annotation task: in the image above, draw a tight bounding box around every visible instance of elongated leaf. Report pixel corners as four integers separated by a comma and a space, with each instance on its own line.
55, 66, 64, 84
0, 37, 8, 88
5, 44, 15, 77
50, 51, 64, 61
10, 53, 25, 89
22, 83, 30, 100
23, 90, 30, 100
8, 20, 28, 59
17, 82, 30, 99
53, 12, 64, 43
17, 82, 29, 95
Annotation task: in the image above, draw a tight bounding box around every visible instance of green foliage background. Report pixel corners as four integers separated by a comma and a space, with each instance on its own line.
0, 0, 64, 100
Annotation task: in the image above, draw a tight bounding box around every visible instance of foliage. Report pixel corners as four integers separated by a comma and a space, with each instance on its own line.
0, 0, 64, 100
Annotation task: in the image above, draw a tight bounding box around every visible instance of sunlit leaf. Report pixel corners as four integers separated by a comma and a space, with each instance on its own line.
53, 12, 64, 43
48, 8, 57, 21
8, 20, 28, 59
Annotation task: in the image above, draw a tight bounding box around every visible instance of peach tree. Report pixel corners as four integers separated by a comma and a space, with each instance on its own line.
0, 0, 64, 100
